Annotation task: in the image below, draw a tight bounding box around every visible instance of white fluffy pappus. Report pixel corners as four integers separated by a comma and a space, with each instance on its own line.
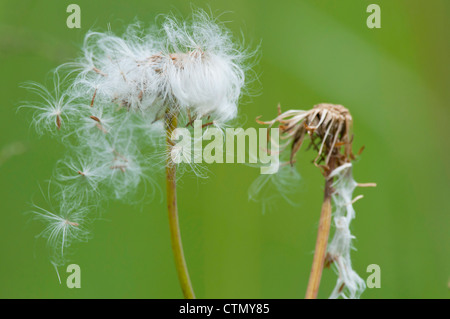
69, 27, 164, 113
66, 9, 254, 125
30, 190, 92, 262
326, 163, 366, 299
55, 153, 109, 201
20, 72, 82, 134
88, 134, 147, 200
161, 10, 252, 123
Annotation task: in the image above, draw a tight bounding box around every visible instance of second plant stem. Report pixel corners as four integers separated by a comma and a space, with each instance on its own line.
305, 156, 336, 299
165, 111, 196, 299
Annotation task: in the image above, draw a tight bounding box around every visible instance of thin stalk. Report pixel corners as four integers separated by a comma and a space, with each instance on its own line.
305, 156, 336, 299
165, 111, 196, 299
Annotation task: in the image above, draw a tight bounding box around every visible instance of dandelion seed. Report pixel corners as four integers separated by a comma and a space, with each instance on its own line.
55, 154, 107, 200
30, 194, 91, 258
20, 72, 82, 134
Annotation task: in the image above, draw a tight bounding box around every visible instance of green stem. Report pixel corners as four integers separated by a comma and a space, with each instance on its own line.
165, 111, 196, 299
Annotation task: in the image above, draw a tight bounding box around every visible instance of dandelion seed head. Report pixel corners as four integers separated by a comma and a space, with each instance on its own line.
23, 9, 257, 261
65, 10, 253, 125
30, 190, 91, 260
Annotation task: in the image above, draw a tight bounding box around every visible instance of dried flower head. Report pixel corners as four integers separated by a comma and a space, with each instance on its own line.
258, 103, 354, 171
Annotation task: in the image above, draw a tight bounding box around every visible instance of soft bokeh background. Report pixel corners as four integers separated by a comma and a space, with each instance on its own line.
0, 0, 448, 298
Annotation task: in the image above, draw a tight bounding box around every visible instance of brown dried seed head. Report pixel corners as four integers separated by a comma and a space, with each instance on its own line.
312, 103, 351, 120
259, 103, 356, 169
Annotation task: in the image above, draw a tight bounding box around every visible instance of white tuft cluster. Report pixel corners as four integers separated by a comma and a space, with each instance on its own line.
67, 10, 250, 123
327, 163, 366, 299
22, 10, 254, 262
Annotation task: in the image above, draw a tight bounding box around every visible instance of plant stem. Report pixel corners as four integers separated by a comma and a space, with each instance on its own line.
305, 157, 336, 299
165, 111, 196, 299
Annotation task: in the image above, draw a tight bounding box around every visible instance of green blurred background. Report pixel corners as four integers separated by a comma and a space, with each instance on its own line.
0, 0, 448, 298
